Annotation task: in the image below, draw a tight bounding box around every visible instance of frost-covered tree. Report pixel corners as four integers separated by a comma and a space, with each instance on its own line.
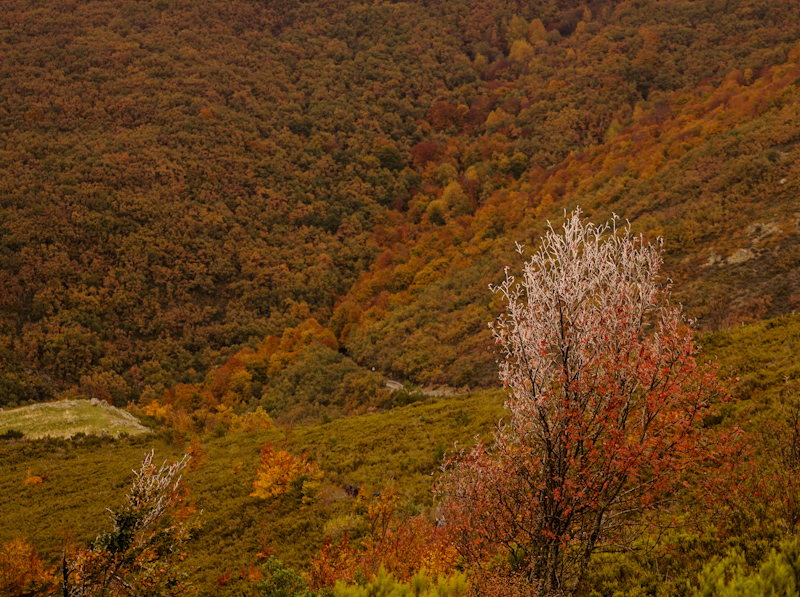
438, 210, 725, 595
62, 450, 195, 597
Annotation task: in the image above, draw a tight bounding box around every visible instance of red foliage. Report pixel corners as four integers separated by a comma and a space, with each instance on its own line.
309, 537, 359, 589
208, 357, 247, 399
427, 102, 466, 132
216, 570, 232, 587
309, 489, 459, 590
411, 141, 443, 168
438, 212, 730, 594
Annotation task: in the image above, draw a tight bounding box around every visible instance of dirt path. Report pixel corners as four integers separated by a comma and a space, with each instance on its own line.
385, 380, 468, 397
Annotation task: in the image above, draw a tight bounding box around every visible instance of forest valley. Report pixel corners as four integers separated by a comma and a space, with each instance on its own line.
2, 0, 800, 594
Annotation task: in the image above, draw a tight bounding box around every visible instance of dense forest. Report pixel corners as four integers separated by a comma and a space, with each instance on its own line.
2, 0, 800, 594
2, 0, 799, 411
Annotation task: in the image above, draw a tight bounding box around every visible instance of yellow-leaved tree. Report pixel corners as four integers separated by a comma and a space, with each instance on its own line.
251, 444, 323, 503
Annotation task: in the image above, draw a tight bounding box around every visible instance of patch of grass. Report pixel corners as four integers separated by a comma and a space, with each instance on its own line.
0, 433, 175, 561
0, 400, 150, 439
700, 312, 800, 427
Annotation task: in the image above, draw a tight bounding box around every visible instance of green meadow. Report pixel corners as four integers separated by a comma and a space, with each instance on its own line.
0, 399, 150, 439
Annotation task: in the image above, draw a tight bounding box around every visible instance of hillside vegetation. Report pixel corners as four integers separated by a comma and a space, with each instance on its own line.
3, 313, 800, 594
4, 0, 800, 594
0, 389, 506, 594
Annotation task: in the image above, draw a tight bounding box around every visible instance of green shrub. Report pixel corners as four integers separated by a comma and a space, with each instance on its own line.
323, 513, 367, 540
696, 537, 800, 597
258, 556, 317, 597
392, 385, 425, 408
334, 568, 468, 597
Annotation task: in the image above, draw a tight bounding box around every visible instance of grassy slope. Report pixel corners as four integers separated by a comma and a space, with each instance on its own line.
3, 313, 800, 594
0, 434, 174, 556
700, 313, 800, 426
0, 399, 150, 439
0, 389, 506, 594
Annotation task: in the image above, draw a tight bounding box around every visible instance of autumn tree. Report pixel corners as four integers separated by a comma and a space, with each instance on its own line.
437, 210, 725, 595
251, 444, 323, 502
0, 537, 57, 597
309, 488, 459, 590
62, 450, 196, 597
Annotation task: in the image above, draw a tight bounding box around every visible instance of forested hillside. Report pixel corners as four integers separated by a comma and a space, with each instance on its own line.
4, 1, 800, 594
1, 0, 474, 405
2, 0, 799, 410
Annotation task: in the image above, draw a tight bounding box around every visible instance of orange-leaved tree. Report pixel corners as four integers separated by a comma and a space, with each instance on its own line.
0, 537, 57, 597
309, 488, 459, 589
437, 210, 729, 595
251, 444, 323, 502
